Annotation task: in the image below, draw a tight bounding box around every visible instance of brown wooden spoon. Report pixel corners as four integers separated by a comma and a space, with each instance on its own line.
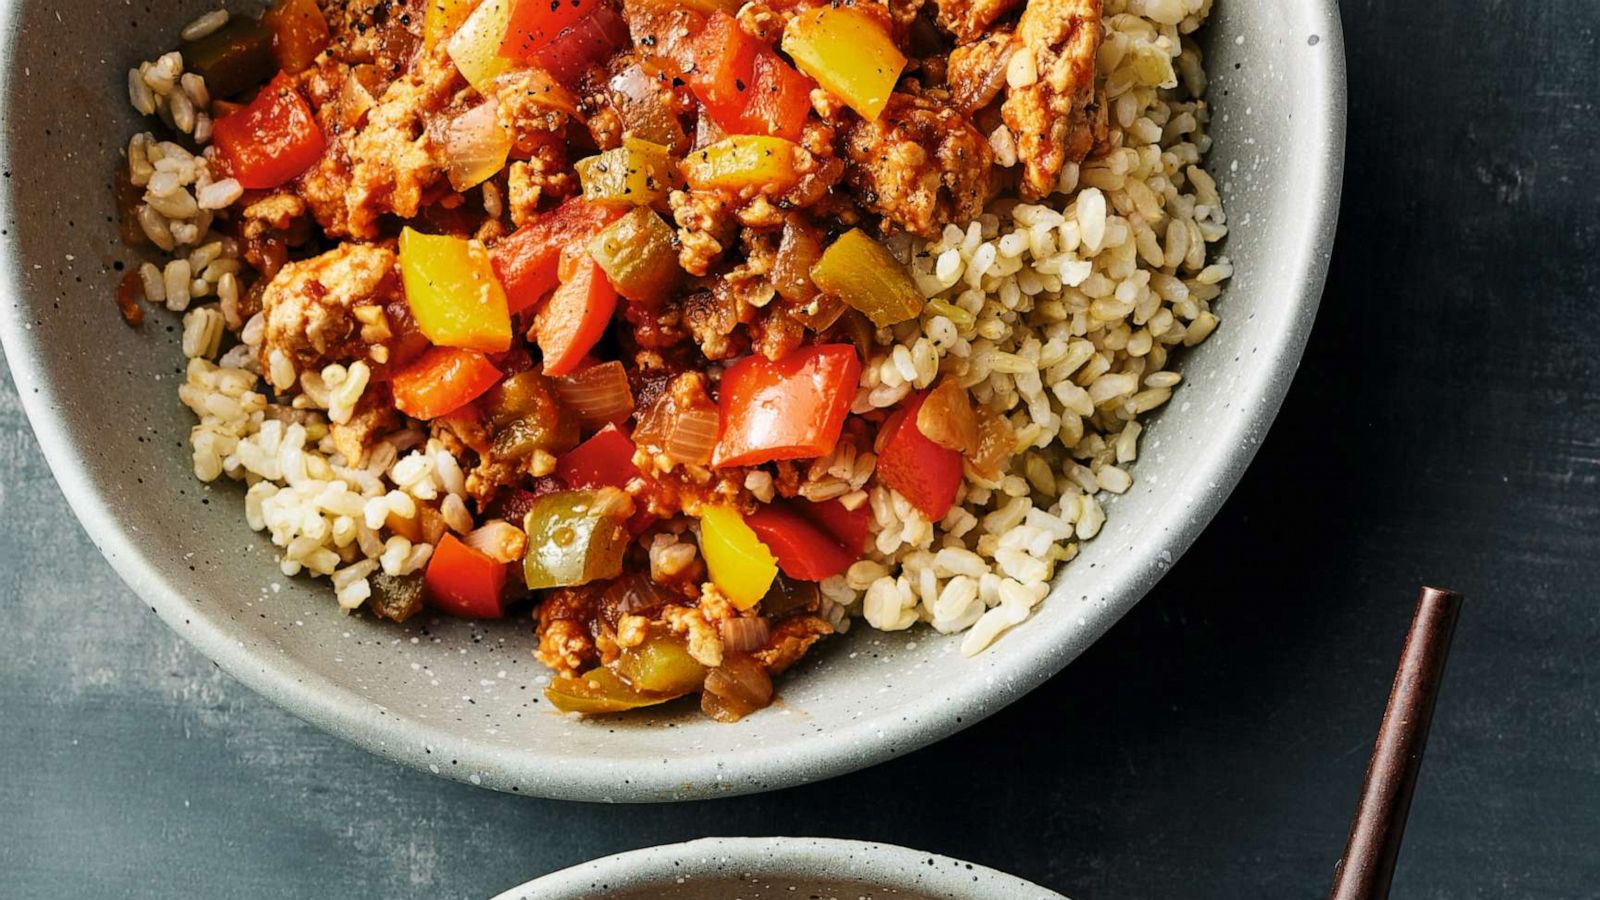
1328, 585, 1464, 900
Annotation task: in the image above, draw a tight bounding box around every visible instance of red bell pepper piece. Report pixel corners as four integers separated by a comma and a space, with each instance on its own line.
736, 49, 814, 141
499, 0, 592, 61
210, 71, 325, 190
536, 258, 618, 376
555, 423, 641, 490
424, 533, 509, 618
744, 498, 867, 580
490, 197, 622, 314
679, 12, 812, 140
679, 13, 754, 115
799, 496, 870, 555
875, 390, 964, 521
712, 344, 861, 468
390, 347, 503, 420
530, 4, 630, 84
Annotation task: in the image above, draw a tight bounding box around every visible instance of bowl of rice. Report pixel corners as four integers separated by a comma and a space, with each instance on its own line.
0, 0, 1342, 799
493, 837, 1066, 898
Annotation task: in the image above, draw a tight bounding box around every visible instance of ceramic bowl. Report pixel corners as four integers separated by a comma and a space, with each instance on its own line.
492, 838, 1066, 899
0, 0, 1344, 799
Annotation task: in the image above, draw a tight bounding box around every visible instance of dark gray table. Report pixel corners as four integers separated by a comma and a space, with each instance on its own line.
5, 1, 1598, 897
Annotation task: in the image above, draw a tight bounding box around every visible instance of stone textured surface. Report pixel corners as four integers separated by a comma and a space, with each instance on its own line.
3, 0, 1600, 897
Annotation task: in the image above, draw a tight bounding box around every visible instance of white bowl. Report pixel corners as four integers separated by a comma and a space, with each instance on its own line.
0, 0, 1344, 799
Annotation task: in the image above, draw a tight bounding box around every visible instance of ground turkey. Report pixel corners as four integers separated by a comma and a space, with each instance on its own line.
258, 243, 399, 391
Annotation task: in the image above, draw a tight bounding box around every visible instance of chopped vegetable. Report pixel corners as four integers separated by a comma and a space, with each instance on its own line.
443, 100, 512, 191
369, 571, 425, 622
771, 216, 824, 306
678, 13, 755, 122
700, 653, 773, 721
181, 15, 276, 100
800, 497, 871, 556
261, 0, 331, 73
398, 227, 514, 352
390, 347, 503, 420
744, 500, 862, 581
425, 0, 478, 50
551, 361, 635, 428
616, 630, 707, 694
681, 135, 804, 192
447, 0, 513, 92
575, 138, 676, 208
588, 207, 681, 304
556, 423, 641, 489
970, 404, 1016, 482
546, 666, 678, 714
609, 62, 688, 151
699, 505, 779, 609
424, 533, 509, 618
875, 390, 963, 520
499, 0, 594, 61
781, 5, 905, 121
211, 71, 325, 190
526, 3, 630, 84
490, 197, 623, 314
718, 617, 770, 653
916, 378, 979, 453
712, 344, 861, 468
481, 370, 581, 457
536, 258, 618, 376
736, 49, 815, 141
809, 228, 924, 327
634, 388, 720, 467
759, 573, 819, 618
521, 488, 631, 588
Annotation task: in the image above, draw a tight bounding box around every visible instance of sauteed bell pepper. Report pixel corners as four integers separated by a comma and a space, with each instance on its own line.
536, 258, 618, 376
575, 138, 676, 208
588, 207, 681, 304
875, 390, 963, 521
681, 135, 804, 192
390, 347, 503, 420
491, 197, 623, 314
446, 0, 513, 91
712, 344, 860, 468
809, 228, 924, 327
556, 423, 641, 489
181, 15, 276, 100
398, 227, 513, 352
261, 0, 331, 73
781, 5, 905, 121
424, 533, 509, 618
546, 666, 678, 714
698, 505, 778, 609
617, 630, 707, 694
211, 71, 325, 190
677, 12, 813, 140
744, 498, 868, 581
522, 488, 631, 588
481, 370, 581, 458
425, 0, 477, 49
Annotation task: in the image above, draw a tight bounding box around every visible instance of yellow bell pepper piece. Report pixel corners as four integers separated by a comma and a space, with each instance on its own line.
681, 136, 803, 193
576, 138, 677, 208
446, 0, 511, 92
424, 0, 476, 50
699, 505, 778, 610
781, 6, 905, 121
810, 228, 924, 327
398, 227, 513, 352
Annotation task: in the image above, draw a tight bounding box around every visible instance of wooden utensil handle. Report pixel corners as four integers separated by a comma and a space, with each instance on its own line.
1329, 585, 1463, 900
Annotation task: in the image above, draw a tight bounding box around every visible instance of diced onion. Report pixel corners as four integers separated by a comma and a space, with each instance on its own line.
916, 379, 979, 454
719, 617, 771, 653
608, 63, 686, 150
462, 518, 526, 563
700, 654, 774, 722
665, 408, 719, 467
552, 361, 635, 428
444, 99, 511, 191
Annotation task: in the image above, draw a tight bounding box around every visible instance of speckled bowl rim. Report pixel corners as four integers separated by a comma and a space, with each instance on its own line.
491, 837, 1067, 898
0, 2, 1344, 801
